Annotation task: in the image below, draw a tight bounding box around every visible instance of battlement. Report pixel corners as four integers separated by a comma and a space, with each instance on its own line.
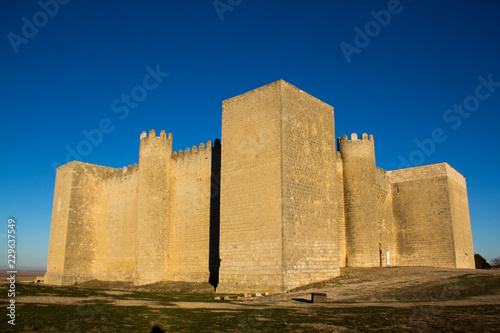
376, 167, 390, 183
140, 129, 173, 141
172, 141, 213, 160
376, 167, 388, 176
338, 133, 374, 144
121, 163, 138, 173
337, 132, 376, 165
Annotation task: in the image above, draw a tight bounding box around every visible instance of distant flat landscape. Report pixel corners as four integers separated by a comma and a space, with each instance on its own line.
7, 271, 45, 282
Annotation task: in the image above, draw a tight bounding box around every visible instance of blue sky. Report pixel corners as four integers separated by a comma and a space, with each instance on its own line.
1, 0, 499, 270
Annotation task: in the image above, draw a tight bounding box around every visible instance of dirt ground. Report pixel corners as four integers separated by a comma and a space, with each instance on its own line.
265, 266, 500, 306
11, 267, 500, 310
3, 267, 500, 332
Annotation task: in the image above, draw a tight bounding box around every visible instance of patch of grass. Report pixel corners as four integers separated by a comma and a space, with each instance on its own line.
289, 269, 377, 293
290, 277, 341, 293
6, 303, 500, 332
375, 274, 500, 302
3, 270, 500, 332
0, 280, 218, 304
0, 282, 107, 299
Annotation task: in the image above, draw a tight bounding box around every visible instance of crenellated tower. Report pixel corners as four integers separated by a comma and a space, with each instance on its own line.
338, 133, 379, 267
135, 130, 173, 284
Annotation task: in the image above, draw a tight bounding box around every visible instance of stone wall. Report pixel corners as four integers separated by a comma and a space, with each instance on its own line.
339, 134, 379, 267
219, 80, 341, 292
336, 151, 346, 267
281, 81, 339, 290
446, 164, 475, 268
134, 130, 172, 285
44, 163, 73, 285
389, 163, 457, 267
95, 167, 138, 281
45, 161, 116, 284
376, 168, 396, 267
168, 142, 213, 281
219, 81, 284, 292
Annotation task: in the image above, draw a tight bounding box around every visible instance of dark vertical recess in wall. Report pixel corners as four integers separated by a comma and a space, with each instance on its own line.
209, 139, 221, 289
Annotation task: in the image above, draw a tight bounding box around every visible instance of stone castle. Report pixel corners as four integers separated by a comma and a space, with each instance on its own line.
44, 80, 475, 292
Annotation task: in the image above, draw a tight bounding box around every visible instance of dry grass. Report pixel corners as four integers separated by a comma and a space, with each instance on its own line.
2, 267, 500, 332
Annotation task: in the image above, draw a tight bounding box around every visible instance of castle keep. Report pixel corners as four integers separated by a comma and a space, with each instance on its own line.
45, 80, 475, 292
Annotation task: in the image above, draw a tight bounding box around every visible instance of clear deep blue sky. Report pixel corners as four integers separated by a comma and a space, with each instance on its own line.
1, 0, 499, 270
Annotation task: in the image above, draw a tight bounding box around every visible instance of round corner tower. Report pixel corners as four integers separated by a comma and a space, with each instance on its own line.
135, 129, 173, 285
338, 133, 379, 267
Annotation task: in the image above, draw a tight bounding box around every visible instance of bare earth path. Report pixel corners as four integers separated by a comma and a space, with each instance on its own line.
13, 267, 500, 309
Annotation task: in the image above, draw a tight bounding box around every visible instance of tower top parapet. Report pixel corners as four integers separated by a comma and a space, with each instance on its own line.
338, 133, 374, 143
140, 129, 173, 141
337, 133, 375, 157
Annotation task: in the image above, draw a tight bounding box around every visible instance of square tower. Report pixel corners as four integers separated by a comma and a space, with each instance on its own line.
218, 80, 340, 293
